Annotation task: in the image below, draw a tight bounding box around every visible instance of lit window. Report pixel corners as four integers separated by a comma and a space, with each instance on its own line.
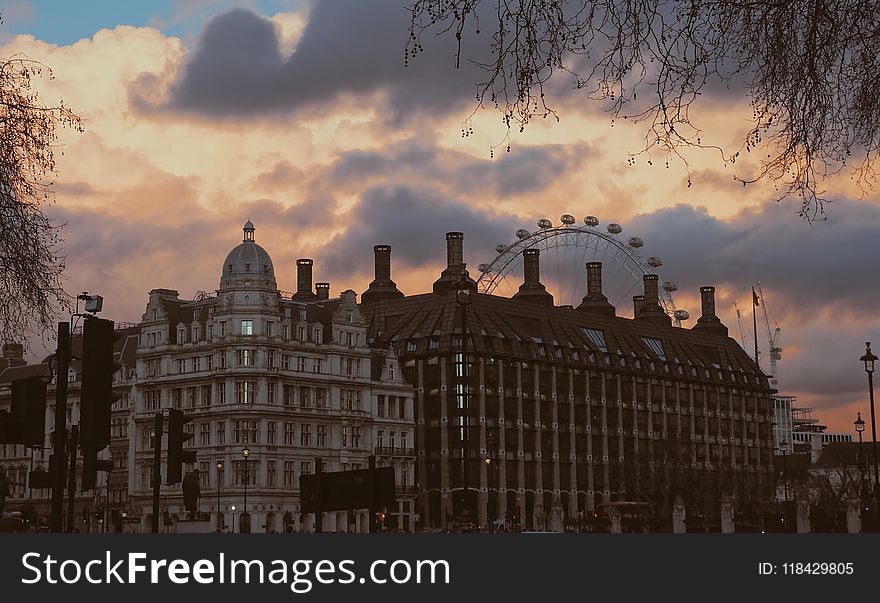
241, 320, 253, 335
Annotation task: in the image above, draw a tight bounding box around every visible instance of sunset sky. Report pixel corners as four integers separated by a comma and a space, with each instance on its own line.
3, 0, 879, 436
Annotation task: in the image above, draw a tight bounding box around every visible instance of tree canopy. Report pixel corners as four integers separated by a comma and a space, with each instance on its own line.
407, 1, 880, 220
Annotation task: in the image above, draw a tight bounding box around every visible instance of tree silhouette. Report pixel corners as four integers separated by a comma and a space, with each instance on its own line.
407, 1, 880, 220
1, 14, 82, 346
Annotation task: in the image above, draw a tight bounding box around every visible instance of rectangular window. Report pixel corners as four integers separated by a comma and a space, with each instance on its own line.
172, 388, 182, 409
202, 385, 212, 407
300, 461, 312, 475
317, 424, 327, 447
216, 421, 225, 445
299, 386, 310, 407
193, 326, 200, 341
313, 359, 322, 373
241, 320, 253, 335
346, 332, 355, 346
143, 390, 160, 412
267, 460, 276, 486
219, 321, 227, 337
298, 357, 307, 372
283, 324, 290, 340
581, 328, 608, 352
313, 328, 321, 343
208, 324, 214, 339
187, 387, 197, 408
236, 381, 256, 404
342, 426, 349, 448
219, 350, 227, 369
284, 385, 294, 406
315, 388, 327, 408
266, 321, 275, 337
199, 423, 210, 446
283, 461, 295, 487
218, 383, 226, 405
298, 327, 306, 341
389, 430, 397, 450
267, 421, 277, 445
378, 395, 386, 417
268, 350, 276, 369
282, 354, 291, 370
149, 332, 157, 347
284, 422, 296, 446
207, 354, 213, 371
642, 337, 666, 360
237, 349, 255, 367
377, 430, 384, 448
399, 397, 406, 419
345, 357, 355, 375
300, 424, 311, 447
268, 381, 276, 404
177, 359, 185, 374
351, 426, 361, 448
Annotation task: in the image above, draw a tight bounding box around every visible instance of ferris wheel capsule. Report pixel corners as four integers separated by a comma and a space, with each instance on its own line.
516, 228, 531, 239
647, 256, 662, 267
478, 263, 491, 273
560, 214, 576, 225
674, 310, 690, 321
495, 244, 507, 254
663, 281, 678, 292
607, 223, 622, 234
584, 216, 599, 227
628, 237, 644, 248
537, 218, 552, 229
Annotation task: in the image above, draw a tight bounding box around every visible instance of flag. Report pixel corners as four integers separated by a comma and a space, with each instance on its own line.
752, 287, 760, 307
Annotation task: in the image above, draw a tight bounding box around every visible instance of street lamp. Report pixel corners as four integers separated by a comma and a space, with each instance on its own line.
216, 461, 224, 533
231, 505, 236, 533
455, 278, 472, 525
855, 413, 866, 474
242, 446, 250, 533
859, 342, 880, 531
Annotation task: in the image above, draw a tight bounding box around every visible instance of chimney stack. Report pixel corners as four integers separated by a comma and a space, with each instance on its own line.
513, 249, 553, 306
292, 259, 317, 301
692, 286, 728, 336
633, 295, 645, 319
315, 282, 330, 300
576, 262, 615, 317
362, 245, 404, 304
433, 232, 476, 293
0, 343, 26, 371
635, 274, 671, 325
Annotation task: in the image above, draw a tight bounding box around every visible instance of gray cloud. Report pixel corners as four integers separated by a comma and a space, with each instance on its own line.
317, 184, 521, 278
152, 2, 483, 122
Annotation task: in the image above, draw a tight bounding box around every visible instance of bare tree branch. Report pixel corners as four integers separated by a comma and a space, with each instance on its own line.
1, 16, 83, 347
406, 1, 880, 220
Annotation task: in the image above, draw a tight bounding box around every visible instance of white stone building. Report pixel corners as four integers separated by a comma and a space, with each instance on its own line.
128, 221, 416, 532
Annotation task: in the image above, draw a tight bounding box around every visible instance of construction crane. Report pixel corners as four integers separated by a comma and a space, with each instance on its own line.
754, 282, 782, 390
733, 301, 754, 356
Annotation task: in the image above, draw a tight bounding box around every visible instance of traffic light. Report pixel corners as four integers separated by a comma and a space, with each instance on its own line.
166, 408, 194, 484
0, 376, 47, 445
81, 454, 114, 491
79, 317, 116, 450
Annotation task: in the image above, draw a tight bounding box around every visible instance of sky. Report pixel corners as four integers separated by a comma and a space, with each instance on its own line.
2, 0, 878, 437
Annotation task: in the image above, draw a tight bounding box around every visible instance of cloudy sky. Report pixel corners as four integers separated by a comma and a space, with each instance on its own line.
3, 0, 878, 436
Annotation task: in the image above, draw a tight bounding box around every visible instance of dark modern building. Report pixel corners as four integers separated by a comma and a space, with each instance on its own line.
361, 232, 776, 530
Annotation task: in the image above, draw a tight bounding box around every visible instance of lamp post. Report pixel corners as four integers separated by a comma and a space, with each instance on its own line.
456, 279, 472, 525
231, 505, 236, 534
216, 461, 224, 533
859, 342, 880, 530
855, 413, 866, 476
242, 445, 250, 533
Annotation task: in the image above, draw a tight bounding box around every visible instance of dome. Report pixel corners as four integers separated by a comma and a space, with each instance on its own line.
219, 221, 277, 290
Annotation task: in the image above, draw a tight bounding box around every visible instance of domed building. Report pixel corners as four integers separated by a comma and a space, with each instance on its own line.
124, 221, 416, 533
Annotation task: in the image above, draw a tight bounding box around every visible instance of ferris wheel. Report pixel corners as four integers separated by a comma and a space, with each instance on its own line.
476, 214, 689, 324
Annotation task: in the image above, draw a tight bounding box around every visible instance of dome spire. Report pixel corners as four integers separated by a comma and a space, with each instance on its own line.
243, 219, 255, 242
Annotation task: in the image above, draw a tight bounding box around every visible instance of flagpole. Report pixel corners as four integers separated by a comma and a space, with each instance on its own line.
752, 286, 760, 366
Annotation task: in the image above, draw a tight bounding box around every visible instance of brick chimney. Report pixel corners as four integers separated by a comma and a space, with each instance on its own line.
692, 286, 728, 336
635, 274, 671, 326
361, 245, 404, 304
576, 262, 615, 316
315, 282, 330, 300
513, 249, 554, 305
632, 295, 645, 319
292, 259, 317, 301
433, 232, 476, 293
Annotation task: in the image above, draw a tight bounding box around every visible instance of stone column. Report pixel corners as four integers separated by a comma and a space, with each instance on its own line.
672, 494, 687, 533
847, 495, 861, 534
796, 499, 810, 534
720, 495, 735, 534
